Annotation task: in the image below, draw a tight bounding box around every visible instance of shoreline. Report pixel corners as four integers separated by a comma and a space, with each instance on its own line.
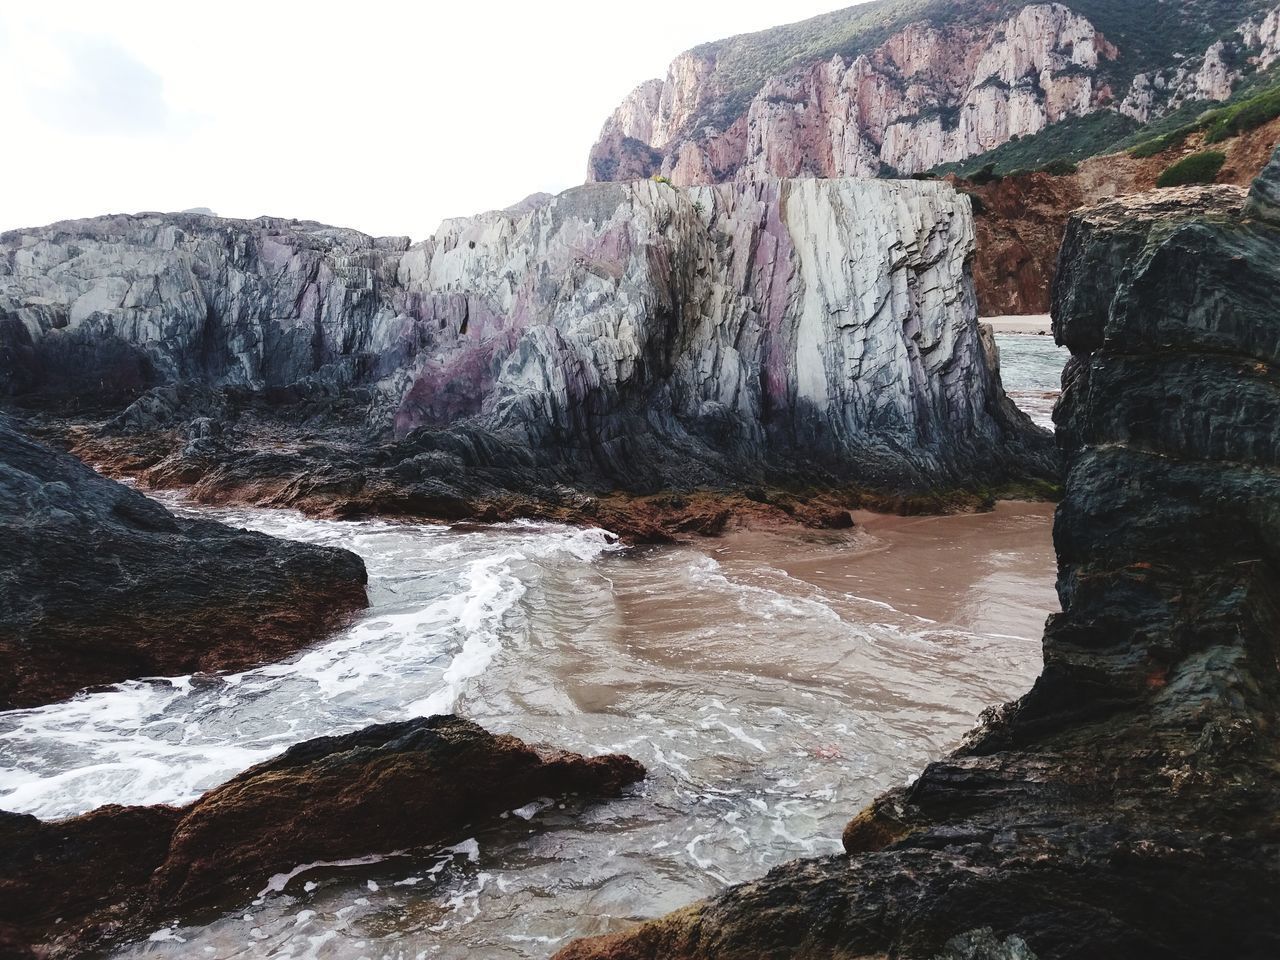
982, 314, 1053, 335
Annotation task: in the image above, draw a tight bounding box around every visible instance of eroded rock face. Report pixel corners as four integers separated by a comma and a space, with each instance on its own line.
0, 214, 410, 401
2, 178, 1053, 502
0, 418, 368, 708
0, 716, 645, 958
551, 149, 1280, 960
1121, 4, 1280, 122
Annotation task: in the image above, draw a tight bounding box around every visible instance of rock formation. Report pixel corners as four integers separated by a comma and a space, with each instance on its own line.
0, 715, 645, 958
1, 178, 1054, 523
0, 417, 368, 708
591, 1, 1280, 185
1120, 3, 1280, 122
551, 147, 1280, 960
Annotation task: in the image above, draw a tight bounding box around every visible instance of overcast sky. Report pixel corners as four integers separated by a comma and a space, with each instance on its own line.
0, 1, 856, 239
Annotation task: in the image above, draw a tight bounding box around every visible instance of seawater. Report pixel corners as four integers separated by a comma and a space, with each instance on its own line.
0, 342, 1066, 959
995, 332, 1067, 429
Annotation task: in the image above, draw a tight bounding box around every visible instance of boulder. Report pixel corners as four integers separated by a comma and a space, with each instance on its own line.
0, 716, 645, 957
0, 418, 368, 708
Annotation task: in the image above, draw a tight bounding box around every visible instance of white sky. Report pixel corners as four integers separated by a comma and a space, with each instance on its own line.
0, 1, 858, 239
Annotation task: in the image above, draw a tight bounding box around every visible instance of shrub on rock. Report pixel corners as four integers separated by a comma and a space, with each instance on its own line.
1156, 150, 1226, 187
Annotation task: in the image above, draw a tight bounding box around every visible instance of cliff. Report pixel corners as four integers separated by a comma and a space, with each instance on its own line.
552, 146, 1280, 960
1, 179, 1053, 521
0, 418, 368, 709
590, 1, 1280, 186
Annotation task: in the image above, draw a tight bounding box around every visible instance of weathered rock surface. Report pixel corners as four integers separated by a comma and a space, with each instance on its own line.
590, 1, 1279, 186
0, 417, 368, 709
552, 149, 1280, 960
1120, 3, 1280, 122
0, 715, 645, 958
1, 178, 1054, 515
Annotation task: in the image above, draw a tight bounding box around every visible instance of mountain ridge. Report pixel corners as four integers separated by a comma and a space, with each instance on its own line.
589, 0, 1280, 185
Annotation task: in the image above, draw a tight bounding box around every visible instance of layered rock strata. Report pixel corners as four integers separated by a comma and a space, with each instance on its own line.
591, 2, 1122, 182
552, 149, 1280, 960
1, 179, 1054, 522
0, 716, 645, 958
0, 418, 368, 708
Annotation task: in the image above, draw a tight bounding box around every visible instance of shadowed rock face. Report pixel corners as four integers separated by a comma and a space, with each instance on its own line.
1, 179, 1053, 504
0, 418, 368, 708
0, 716, 646, 958
550, 150, 1280, 960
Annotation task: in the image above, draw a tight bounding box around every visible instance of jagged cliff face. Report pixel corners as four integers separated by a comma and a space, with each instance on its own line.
0, 217, 411, 398
0, 180, 1050, 493
590, 0, 1280, 185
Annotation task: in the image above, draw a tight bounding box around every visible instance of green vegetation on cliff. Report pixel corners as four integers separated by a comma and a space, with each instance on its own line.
1124, 70, 1280, 159
1157, 150, 1227, 186
928, 65, 1280, 179
932, 112, 1141, 178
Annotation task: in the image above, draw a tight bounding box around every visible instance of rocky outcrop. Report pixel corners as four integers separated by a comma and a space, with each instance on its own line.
0, 214, 411, 401
552, 149, 1280, 960
1, 716, 645, 957
0, 418, 368, 708
2, 178, 1054, 513
1121, 3, 1280, 122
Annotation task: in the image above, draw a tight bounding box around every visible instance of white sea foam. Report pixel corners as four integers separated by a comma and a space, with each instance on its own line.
260, 855, 395, 897
0, 510, 621, 819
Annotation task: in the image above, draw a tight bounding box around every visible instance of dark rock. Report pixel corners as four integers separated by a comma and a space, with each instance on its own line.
0, 417, 368, 709
0, 716, 645, 957
551, 149, 1280, 960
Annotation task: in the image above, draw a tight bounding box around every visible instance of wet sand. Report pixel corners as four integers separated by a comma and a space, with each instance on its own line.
695, 500, 1058, 655
983, 314, 1053, 335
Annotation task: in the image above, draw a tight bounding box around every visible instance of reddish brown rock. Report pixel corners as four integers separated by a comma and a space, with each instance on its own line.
959, 116, 1280, 314
0, 716, 645, 958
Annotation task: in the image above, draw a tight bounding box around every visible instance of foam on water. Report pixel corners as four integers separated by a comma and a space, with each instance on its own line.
0, 503, 621, 819
0, 488, 1062, 958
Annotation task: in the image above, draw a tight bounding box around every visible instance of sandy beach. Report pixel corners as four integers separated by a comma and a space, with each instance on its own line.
982, 314, 1053, 335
